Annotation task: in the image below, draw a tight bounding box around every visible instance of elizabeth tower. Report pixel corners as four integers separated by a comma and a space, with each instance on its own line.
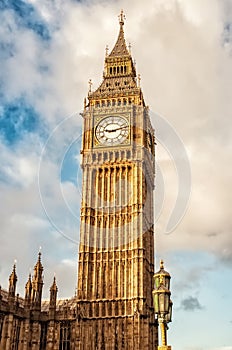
76, 12, 157, 349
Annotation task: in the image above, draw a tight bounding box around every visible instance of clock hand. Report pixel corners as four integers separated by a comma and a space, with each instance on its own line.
105, 125, 128, 133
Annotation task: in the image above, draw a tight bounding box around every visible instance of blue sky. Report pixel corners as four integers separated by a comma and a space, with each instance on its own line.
0, 1, 232, 350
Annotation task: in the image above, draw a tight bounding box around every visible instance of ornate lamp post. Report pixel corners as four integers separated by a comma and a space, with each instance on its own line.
153, 260, 173, 350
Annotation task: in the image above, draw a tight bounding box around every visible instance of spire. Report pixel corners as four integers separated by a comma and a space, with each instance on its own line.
87, 10, 145, 107
108, 10, 130, 57
33, 251, 43, 280
50, 276, 58, 294
8, 262, 17, 300
31, 250, 44, 311
24, 273, 32, 308
49, 276, 58, 318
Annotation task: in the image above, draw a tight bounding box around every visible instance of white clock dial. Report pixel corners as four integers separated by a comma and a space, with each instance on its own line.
95, 116, 129, 145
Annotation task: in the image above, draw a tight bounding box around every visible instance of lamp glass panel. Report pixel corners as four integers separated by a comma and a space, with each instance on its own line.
164, 276, 170, 290
166, 301, 172, 322
154, 293, 160, 314
164, 292, 170, 313
159, 293, 166, 313
155, 276, 160, 288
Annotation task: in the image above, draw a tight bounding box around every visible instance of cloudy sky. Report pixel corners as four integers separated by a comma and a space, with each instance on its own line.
0, 0, 232, 349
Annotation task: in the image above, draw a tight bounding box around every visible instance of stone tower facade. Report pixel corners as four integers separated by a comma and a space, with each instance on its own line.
76, 11, 157, 349
0, 11, 158, 350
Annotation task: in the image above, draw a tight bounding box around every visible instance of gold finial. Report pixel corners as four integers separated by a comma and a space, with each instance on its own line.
88, 79, 92, 93
84, 98, 87, 110
128, 42, 131, 54
119, 9, 125, 26
138, 74, 141, 87
105, 45, 109, 56
160, 259, 164, 269
38, 249, 42, 262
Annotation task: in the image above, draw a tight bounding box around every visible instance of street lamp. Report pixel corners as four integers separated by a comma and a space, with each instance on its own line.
153, 260, 173, 350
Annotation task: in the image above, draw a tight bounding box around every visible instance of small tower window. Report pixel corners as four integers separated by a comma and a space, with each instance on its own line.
123, 99, 127, 106
117, 66, 119, 74
121, 66, 123, 74
115, 302, 118, 316
112, 100, 116, 106
89, 304, 92, 317
113, 67, 116, 74
95, 303, 99, 317
107, 100, 111, 106
124, 66, 127, 74
95, 101, 100, 107
118, 100, 121, 106
110, 67, 112, 74
108, 303, 112, 316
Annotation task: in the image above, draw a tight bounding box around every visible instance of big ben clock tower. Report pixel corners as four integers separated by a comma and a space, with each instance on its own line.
76, 11, 157, 349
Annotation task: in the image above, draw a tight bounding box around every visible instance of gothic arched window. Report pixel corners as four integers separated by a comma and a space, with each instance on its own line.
59, 321, 71, 350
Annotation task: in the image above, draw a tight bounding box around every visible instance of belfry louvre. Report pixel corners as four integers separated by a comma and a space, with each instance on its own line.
0, 11, 158, 349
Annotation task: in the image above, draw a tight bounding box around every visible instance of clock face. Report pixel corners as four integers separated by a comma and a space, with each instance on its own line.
95, 116, 129, 146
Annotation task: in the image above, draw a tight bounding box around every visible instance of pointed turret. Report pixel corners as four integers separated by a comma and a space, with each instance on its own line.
8, 263, 17, 302
31, 251, 44, 311
24, 273, 32, 308
49, 276, 58, 318
49, 276, 58, 307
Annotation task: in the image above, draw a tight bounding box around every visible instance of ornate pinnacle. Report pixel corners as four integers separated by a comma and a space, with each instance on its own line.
50, 275, 58, 291
9, 263, 17, 283
119, 9, 125, 26
88, 79, 92, 93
